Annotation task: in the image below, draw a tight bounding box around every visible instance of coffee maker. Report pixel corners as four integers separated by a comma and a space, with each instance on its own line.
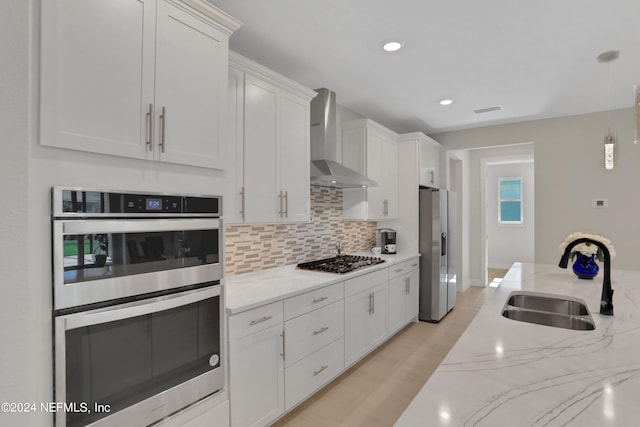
376, 228, 397, 254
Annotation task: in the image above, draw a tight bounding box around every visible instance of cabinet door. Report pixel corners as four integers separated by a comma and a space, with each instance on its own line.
40, 0, 156, 159
243, 75, 279, 223
225, 67, 245, 224
155, 0, 229, 169
344, 282, 388, 367
367, 282, 388, 349
344, 292, 369, 367
229, 325, 284, 427
365, 130, 384, 219
406, 268, 420, 322
279, 92, 310, 223
388, 275, 407, 334
381, 137, 398, 218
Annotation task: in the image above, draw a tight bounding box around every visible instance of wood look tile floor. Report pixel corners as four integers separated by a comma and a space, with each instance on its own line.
272, 283, 495, 427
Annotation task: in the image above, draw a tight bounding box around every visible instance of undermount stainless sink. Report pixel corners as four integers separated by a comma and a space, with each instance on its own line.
501, 291, 595, 331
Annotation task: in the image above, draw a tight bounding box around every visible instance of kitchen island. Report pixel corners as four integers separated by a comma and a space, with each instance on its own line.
395, 262, 640, 427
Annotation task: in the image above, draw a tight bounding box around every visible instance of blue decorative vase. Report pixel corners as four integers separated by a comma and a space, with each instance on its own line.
572, 253, 599, 279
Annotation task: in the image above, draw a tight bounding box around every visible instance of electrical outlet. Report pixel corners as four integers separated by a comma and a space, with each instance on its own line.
592, 199, 608, 208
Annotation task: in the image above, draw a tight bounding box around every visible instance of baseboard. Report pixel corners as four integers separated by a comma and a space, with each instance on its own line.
488, 263, 513, 270
456, 281, 471, 293
468, 277, 487, 287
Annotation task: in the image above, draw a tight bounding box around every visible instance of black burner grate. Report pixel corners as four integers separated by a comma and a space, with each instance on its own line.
296, 255, 385, 274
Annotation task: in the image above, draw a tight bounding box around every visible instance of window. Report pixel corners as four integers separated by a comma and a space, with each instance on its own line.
498, 178, 522, 224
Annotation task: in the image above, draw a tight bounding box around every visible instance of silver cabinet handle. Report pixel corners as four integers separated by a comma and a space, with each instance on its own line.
280, 330, 285, 360
313, 326, 329, 336
159, 106, 166, 153
278, 191, 283, 217
284, 191, 288, 218
312, 296, 328, 304
368, 293, 373, 315
313, 365, 328, 377
411, 263, 418, 268
239, 187, 245, 219
249, 315, 272, 326
372, 292, 375, 314
430, 169, 435, 185
383, 199, 389, 216
395, 268, 403, 273
146, 103, 153, 151
405, 278, 410, 295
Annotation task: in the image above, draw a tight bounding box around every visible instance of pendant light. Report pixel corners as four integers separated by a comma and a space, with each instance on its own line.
597, 50, 619, 170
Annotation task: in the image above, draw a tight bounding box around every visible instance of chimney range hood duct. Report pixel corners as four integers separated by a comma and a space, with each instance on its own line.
310, 88, 377, 188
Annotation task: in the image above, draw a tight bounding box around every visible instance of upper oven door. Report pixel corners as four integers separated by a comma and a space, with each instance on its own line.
53, 218, 222, 310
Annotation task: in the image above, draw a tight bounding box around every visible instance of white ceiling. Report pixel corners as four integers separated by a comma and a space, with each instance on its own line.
208, 0, 640, 134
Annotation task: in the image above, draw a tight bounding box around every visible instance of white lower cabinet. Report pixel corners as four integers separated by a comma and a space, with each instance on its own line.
284, 300, 344, 367
229, 301, 285, 427
285, 338, 344, 410
388, 259, 420, 334
344, 269, 389, 368
229, 325, 285, 427
228, 261, 419, 426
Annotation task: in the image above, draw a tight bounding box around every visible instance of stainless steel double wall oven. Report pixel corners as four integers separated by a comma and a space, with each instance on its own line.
51, 187, 224, 427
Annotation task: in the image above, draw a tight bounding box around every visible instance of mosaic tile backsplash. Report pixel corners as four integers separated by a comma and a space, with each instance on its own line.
225, 187, 377, 276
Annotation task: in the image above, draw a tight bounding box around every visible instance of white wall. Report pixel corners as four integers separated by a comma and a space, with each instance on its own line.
1, 2, 31, 424
486, 161, 535, 269
432, 108, 640, 273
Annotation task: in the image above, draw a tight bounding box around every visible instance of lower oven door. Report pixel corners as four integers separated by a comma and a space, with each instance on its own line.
54, 284, 224, 427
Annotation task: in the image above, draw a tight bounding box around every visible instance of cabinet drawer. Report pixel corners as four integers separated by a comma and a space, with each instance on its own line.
284, 282, 344, 320
284, 300, 344, 367
388, 262, 408, 279
406, 257, 420, 272
229, 301, 283, 341
344, 268, 388, 297
284, 338, 344, 410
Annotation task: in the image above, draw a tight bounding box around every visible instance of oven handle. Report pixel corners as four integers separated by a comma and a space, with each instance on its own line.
60, 285, 221, 330
61, 218, 220, 235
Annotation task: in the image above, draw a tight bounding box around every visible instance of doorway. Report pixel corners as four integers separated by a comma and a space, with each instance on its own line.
482, 157, 535, 284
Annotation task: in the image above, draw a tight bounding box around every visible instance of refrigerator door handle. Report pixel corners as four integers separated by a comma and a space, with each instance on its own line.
441, 232, 447, 256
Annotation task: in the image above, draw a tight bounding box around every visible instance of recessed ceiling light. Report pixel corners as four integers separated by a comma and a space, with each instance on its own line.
439, 99, 453, 106
382, 41, 403, 52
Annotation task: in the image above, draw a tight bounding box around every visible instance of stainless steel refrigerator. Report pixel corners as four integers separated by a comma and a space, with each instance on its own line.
418, 187, 456, 322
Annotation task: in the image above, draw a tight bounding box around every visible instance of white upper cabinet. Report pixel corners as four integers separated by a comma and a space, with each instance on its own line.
398, 132, 442, 188
40, 0, 241, 169
227, 52, 316, 224
341, 119, 398, 220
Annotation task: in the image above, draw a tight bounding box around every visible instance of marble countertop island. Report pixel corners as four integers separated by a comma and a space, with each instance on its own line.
395, 263, 640, 427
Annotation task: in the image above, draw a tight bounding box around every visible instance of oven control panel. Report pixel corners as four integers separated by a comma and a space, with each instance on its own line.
56, 188, 220, 216
123, 195, 182, 213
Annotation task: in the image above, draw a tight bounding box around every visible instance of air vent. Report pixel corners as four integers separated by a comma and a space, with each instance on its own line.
474, 105, 502, 114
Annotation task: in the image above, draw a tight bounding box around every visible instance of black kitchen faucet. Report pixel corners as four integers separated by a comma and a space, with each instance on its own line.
559, 238, 613, 316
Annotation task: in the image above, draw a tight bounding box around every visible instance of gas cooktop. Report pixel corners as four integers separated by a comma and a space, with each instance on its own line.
296, 255, 385, 274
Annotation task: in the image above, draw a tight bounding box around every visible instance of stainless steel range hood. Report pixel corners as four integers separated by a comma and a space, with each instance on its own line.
310, 88, 377, 188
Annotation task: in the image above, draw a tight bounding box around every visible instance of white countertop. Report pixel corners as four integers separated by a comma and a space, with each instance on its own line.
395, 262, 640, 427
225, 253, 419, 314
